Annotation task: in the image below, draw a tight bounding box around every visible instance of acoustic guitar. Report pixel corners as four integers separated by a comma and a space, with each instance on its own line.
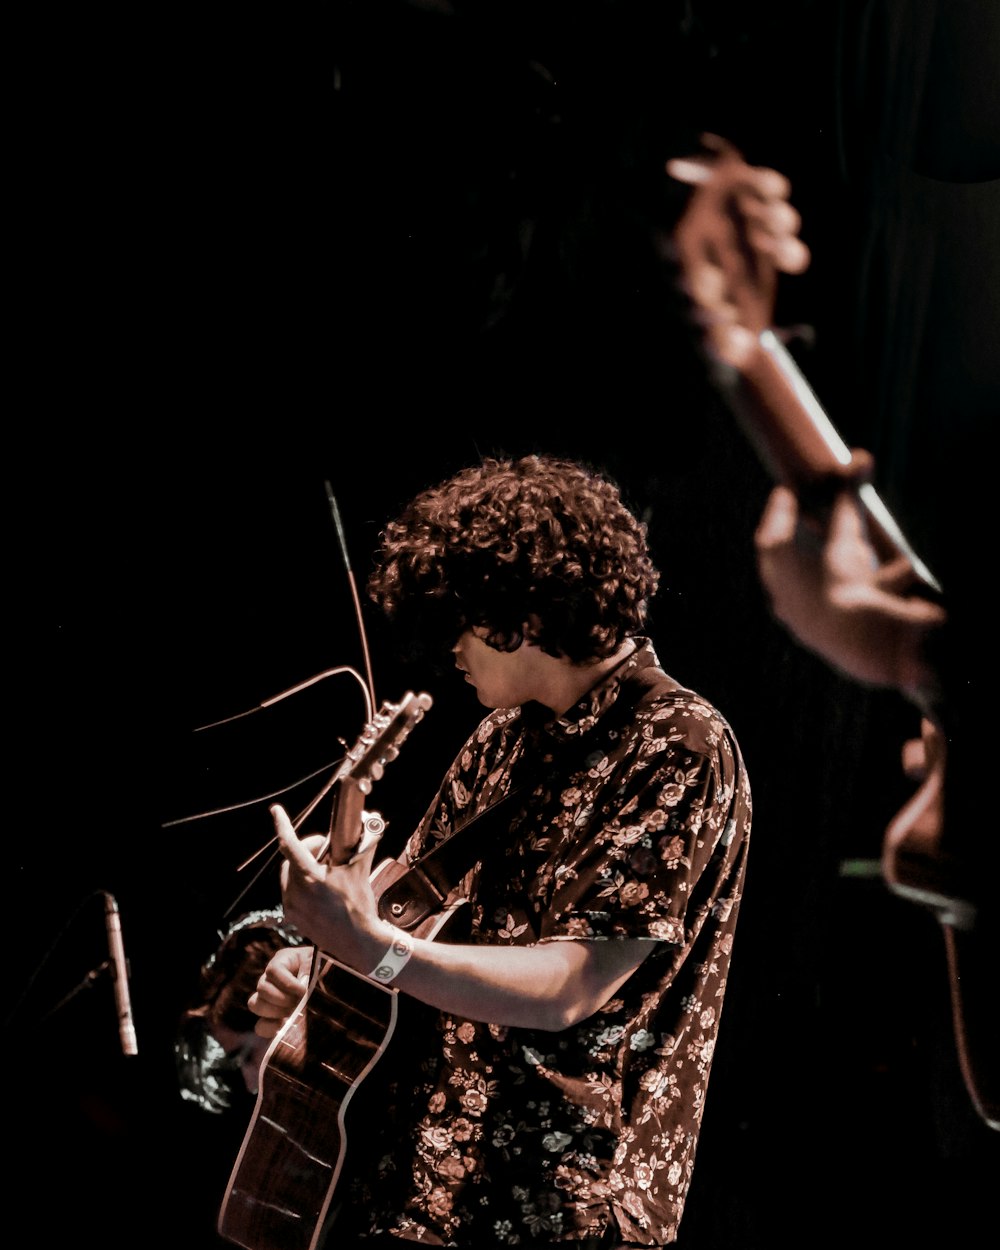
217, 689, 450, 1250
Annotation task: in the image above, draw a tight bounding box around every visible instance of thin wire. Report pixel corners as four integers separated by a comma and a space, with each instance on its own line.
232, 755, 349, 873
325, 481, 377, 711
161, 663, 372, 830
174, 486, 382, 922
218, 723, 367, 920
194, 664, 373, 732
215, 760, 354, 921
6, 889, 105, 1031
161, 666, 373, 895
160, 756, 347, 829
219, 781, 342, 922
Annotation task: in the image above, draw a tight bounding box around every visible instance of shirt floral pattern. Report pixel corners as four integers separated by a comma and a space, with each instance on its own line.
354, 639, 751, 1246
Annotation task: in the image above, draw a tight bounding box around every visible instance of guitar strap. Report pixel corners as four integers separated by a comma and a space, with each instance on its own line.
376, 785, 527, 933
376, 663, 681, 934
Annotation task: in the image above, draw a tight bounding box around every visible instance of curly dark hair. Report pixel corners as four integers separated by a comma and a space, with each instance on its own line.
366, 454, 660, 666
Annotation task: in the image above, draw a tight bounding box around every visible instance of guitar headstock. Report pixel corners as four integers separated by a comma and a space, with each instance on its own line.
340, 691, 434, 796
320, 690, 433, 865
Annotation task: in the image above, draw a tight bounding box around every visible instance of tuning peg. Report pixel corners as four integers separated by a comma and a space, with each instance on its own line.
361, 811, 386, 837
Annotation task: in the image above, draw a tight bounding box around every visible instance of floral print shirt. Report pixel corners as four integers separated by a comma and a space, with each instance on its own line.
355, 638, 751, 1246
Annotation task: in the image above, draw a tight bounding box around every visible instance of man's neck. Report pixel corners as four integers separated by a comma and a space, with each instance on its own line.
538, 637, 638, 717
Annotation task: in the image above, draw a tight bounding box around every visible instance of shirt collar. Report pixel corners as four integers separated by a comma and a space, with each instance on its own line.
524, 636, 660, 745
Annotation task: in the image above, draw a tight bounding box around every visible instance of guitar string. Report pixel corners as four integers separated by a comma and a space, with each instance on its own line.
165, 482, 386, 925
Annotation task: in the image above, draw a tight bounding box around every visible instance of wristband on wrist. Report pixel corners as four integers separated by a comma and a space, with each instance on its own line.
369, 926, 414, 984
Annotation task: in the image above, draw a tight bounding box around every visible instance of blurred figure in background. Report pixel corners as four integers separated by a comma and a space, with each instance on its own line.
177, 908, 303, 1115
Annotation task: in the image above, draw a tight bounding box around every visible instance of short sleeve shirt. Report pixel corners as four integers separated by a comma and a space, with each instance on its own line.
357, 638, 752, 1247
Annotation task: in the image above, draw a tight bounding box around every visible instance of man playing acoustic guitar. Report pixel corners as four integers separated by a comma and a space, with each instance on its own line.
241, 452, 755, 1250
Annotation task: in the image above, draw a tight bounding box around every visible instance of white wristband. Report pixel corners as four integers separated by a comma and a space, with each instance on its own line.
369, 927, 414, 984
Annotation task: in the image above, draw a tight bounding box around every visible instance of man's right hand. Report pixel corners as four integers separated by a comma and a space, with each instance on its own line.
248, 945, 314, 1039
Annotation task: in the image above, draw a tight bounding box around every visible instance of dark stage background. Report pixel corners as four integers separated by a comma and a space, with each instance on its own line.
13, 4, 998, 1248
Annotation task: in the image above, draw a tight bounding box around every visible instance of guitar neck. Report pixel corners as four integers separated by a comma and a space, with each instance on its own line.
729, 329, 942, 595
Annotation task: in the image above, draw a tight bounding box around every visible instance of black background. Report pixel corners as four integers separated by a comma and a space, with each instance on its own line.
12, 4, 999, 1248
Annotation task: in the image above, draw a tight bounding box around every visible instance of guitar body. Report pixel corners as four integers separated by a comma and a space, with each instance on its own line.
216, 691, 445, 1250
218, 858, 465, 1250
218, 950, 397, 1250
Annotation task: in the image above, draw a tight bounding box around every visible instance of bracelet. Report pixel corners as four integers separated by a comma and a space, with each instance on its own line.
369, 926, 414, 984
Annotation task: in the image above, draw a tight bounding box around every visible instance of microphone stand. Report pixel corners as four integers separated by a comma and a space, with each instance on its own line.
10, 888, 138, 1054
39, 959, 115, 1024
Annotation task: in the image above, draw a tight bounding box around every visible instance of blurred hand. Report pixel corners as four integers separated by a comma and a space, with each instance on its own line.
754, 450, 946, 697
666, 133, 811, 367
